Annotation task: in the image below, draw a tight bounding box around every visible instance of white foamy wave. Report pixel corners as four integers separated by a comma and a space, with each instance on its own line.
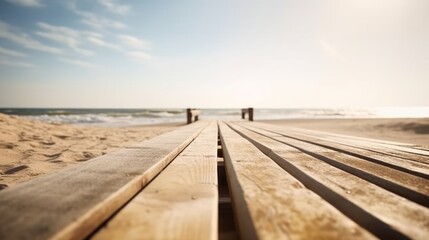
24, 114, 184, 127
11, 107, 429, 127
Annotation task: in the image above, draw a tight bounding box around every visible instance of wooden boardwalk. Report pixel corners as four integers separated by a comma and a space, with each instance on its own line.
0, 120, 428, 239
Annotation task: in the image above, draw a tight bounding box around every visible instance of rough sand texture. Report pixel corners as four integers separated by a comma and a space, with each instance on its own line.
261, 118, 429, 147
0, 113, 180, 189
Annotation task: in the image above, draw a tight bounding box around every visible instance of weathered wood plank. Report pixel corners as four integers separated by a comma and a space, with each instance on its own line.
235, 122, 429, 207
289, 126, 417, 146
304, 131, 429, 159
229, 122, 429, 239
246, 122, 429, 178
218, 122, 375, 240
328, 135, 429, 158
253, 124, 429, 178
92, 121, 218, 240
249, 122, 429, 163
278, 125, 429, 160
0, 121, 209, 240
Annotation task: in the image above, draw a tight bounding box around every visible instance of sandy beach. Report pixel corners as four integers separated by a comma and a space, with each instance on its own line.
1, 114, 428, 190
0, 113, 180, 189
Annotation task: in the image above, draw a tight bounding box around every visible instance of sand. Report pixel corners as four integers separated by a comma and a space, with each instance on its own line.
0, 113, 180, 189
261, 118, 429, 147
2, 114, 428, 190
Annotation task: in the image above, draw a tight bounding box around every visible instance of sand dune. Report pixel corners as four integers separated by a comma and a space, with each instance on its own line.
0, 113, 180, 189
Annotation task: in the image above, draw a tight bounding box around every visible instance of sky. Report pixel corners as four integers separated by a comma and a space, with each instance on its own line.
0, 0, 428, 108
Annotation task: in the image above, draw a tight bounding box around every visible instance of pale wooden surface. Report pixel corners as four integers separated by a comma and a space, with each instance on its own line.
219, 122, 375, 240
280, 125, 429, 161
0, 121, 208, 240
270, 126, 429, 177
230, 121, 429, 239
92, 121, 218, 240
238, 122, 429, 206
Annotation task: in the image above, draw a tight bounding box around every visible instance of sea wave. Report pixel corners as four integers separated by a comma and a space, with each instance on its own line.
25, 113, 184, 126
1, 107, 428, 127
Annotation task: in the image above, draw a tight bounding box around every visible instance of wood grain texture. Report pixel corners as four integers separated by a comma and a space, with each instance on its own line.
92, 121, 218, 240
247, 122, 429, 177
230, 122, 429, 239
282, 128, 429, 176
238, 123, 429, 202
218, 122, 374, 240
0, 121, 209, 240
271, 124, 429, 161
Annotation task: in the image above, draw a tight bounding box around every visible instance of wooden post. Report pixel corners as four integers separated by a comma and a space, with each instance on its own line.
186, 108, 192, 124
248, 108, 254, 121
241, 108, 254, 121
186, 108, 200, 124
241, 108, 248, 119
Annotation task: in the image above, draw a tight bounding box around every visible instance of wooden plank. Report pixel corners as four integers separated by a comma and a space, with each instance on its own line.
302, 131, 429, 159
287, 126, 417, 146
243, 122, 429, 178
276, 124, 429, 159
0, 121, 209, 240
92, 121, 218, 240
279, 127, 429, 175
329, 135, 429, 158
294, 133, 429, 166
229, 122, 429, 239
218, 122, 375, 240
235, 122, 429, 207
250, 122, 429, 159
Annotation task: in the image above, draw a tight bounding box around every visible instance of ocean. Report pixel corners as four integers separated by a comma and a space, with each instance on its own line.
1, 107, 428, 127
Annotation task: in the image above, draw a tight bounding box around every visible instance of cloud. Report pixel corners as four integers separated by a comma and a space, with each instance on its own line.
0, 20, 62, 54
68, 2, 126, 29
81, 13, 126, 29
127, 51, 151, 62
97, 0, 130, 15
73, 47, 93, 56
0, 46, 27, 57
35, 22, 94, 56
87, 35, 153, 63
0, 59, 34, 68
5, 0, 42, 7
59, 58, 98, 68
87, 35, 121, 51
118, 35, 150, 49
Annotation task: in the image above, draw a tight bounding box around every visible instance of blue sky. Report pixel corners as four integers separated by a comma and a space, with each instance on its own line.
0, 0, 428, 108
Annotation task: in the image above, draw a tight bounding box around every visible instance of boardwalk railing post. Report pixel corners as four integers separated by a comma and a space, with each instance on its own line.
186, 108, 192, 124
241, 108, 254, 121
241, 109, 248, 119
186, 108, 200, 124
248, 108, 254, 121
